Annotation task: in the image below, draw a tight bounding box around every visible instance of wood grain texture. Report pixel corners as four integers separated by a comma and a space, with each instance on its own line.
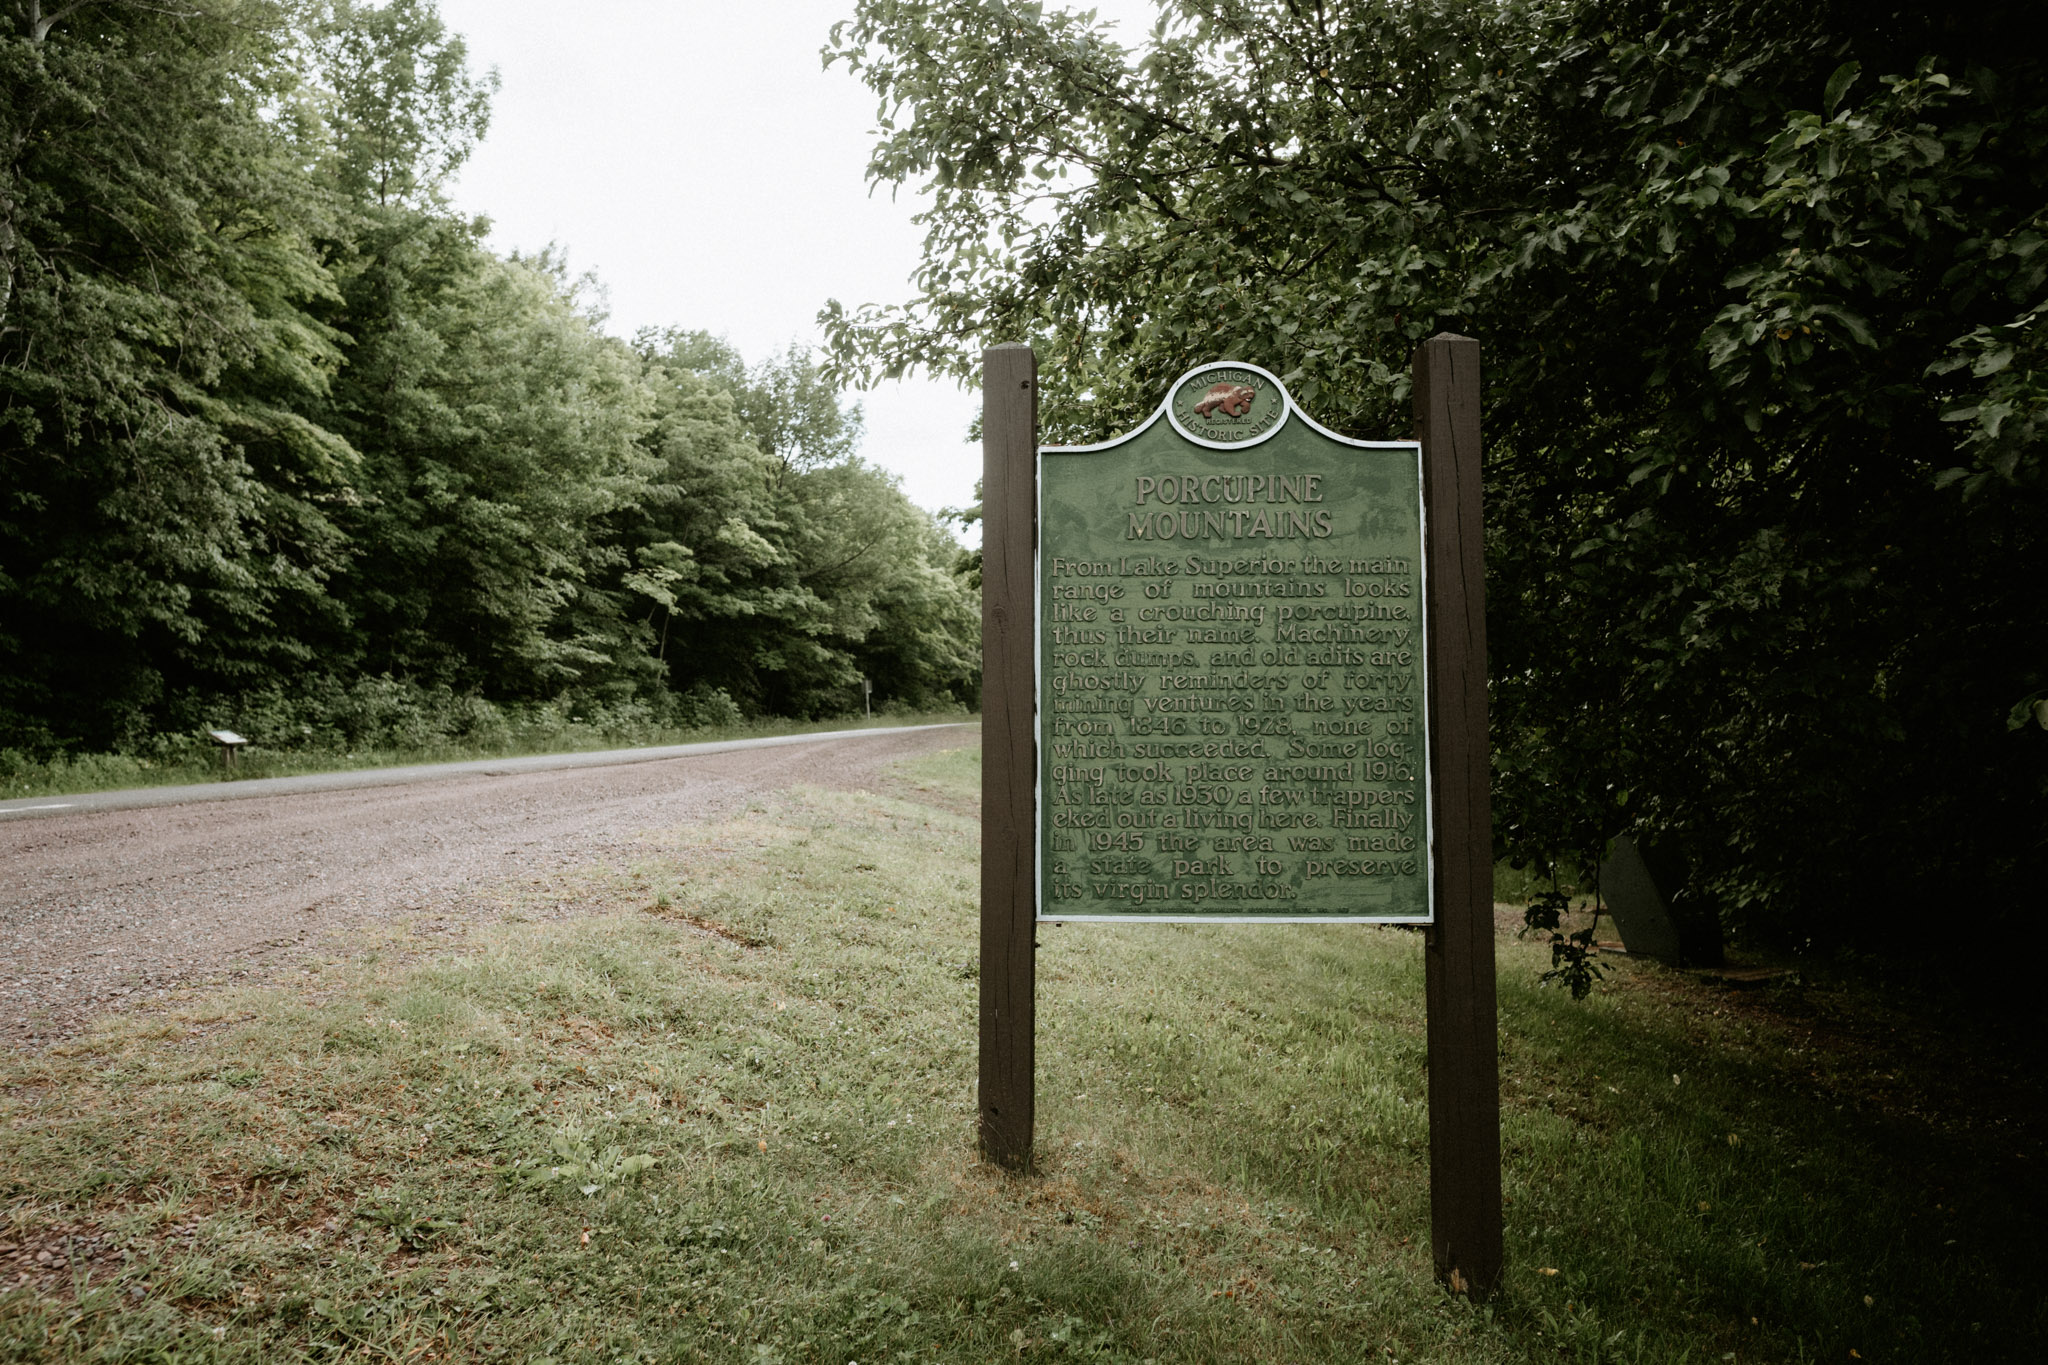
978, 343, 1039, 1172
1414, 332, 1503, 1296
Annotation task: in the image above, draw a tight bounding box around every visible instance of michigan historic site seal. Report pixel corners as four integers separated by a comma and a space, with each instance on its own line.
1167, 363, 1288, 447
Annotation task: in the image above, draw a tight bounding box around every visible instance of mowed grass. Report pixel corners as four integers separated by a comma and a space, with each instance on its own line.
1, 746, 2038, 1363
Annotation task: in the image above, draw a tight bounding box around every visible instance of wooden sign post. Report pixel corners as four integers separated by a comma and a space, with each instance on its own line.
976, 337, 1501, 1294
1414, 333, 1502, 1296
978, 343, 1039, 1172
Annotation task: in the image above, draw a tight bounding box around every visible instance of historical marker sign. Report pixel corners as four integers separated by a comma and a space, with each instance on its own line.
1037, 362, 1432, 923
979, 339, 1499, 1297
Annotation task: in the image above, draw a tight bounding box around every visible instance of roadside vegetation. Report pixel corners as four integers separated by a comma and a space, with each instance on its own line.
0, 702, 972, 802
825, 0, 2047, 970
3, 746, 2036, 1362
2, 1, 979, 771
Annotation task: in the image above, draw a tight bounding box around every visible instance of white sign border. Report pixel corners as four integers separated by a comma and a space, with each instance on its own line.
1035, 362, 1436, 926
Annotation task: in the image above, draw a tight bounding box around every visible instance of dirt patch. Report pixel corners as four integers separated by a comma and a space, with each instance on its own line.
643, 903, 768, 948
1, 1223, 123, 1299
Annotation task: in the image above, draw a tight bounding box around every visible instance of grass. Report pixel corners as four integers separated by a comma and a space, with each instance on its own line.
1, 744, 2039, 1362
0, 709, 974, 802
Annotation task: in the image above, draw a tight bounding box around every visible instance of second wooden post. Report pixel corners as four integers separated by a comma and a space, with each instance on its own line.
978, 342, 1039, 1171
1415, 331, 1503, 1296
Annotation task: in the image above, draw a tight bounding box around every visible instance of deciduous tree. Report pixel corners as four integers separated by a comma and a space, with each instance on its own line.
824, 0, 2046, 953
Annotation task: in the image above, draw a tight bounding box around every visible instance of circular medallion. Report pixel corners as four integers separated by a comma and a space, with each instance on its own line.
1167, 363, 1289, 447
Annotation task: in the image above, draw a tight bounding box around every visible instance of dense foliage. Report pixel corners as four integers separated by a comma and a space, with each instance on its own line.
0, 0, 977, 760
824, 0, 2045, 955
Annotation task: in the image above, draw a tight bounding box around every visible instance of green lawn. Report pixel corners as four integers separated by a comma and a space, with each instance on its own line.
1, 744, 2036, 1362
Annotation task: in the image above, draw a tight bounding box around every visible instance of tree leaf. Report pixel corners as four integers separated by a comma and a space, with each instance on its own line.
1824, 61, 1861, 115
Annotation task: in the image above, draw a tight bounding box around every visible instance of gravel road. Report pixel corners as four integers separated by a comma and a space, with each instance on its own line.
1, 724, 975, 1048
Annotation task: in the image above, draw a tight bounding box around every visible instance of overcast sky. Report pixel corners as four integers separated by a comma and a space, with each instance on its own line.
436, 0, 1161, 519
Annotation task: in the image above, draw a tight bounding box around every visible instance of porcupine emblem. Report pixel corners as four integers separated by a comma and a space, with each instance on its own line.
1192, 382, 1257, 420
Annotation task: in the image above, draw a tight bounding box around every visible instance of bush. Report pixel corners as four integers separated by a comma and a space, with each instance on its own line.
674, 683, 744, 730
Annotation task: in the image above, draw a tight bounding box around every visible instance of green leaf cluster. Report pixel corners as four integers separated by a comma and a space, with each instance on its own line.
824, 0, 2046, 954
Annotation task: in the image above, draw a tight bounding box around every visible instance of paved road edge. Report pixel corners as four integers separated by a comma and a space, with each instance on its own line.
0, 723, 980, 821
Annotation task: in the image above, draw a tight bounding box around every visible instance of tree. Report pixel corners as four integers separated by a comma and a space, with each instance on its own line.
318, 228, 657, 697
625, 330, 977, 717
0, 0, 978, 755
312, 0, 497, 210
0, 0, 353, 749
823, 0, 2047, 955
647, 330, 867, 475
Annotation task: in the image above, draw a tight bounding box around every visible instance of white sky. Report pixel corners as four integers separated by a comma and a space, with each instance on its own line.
436, 0, 1162, 520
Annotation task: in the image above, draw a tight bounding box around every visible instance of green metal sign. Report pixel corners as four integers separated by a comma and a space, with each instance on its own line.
1038, 362, 1432, 922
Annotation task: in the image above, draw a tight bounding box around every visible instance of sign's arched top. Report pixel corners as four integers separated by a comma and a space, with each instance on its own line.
1044, 358, 1413, 455
1163, 361, 1291, 449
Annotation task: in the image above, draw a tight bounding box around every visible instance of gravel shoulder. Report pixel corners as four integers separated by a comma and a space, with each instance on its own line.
0, 724, 977, 1048
0, 722, 970, 819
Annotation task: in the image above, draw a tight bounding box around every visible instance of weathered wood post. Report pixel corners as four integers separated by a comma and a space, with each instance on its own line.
1414, 332, 1503, 1296
979, 343, 1039, 1171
